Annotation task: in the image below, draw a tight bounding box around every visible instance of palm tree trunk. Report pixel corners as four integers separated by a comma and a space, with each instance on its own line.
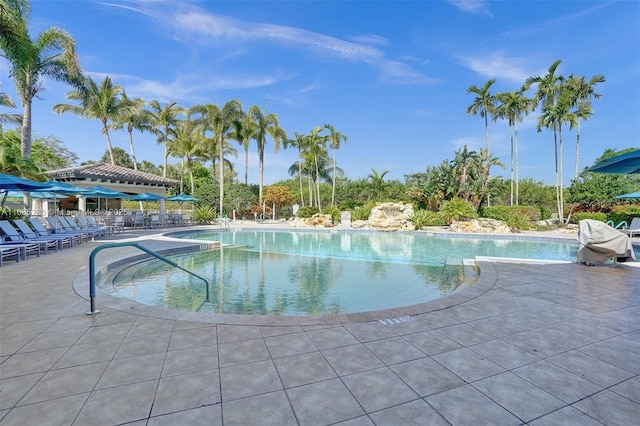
515, 123, 519, 205
20, 92, 32, 160
128, 130, 138, 170
314, 155, 321, 212
332, 149, 336, 206
298, 150, 304, 207
509, 124, 514, 206
219, 136, 224, 216
558, 126, 564, 225
574, 119, 581, 180
258, 141, 264, 204
244, 145, 249, 185
553, 127, 561, 223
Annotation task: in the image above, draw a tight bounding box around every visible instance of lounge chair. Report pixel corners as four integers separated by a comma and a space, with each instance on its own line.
76, 215, 108, 238
0, 238, 40, 260
0, 245, 21, 267
29, 217, 81, 247
0, 220, 57, 255
622, 217, 640, 238
85, 215, 114, 236
46, 216, 91, 242
13, 219, 72, 250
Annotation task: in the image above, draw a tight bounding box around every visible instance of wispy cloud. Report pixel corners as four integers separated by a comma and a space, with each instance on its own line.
448, 0, 493, 17
459, 51, 533, 83
105, 1, 434, 85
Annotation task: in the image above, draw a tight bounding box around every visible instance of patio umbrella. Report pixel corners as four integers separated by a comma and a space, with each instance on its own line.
82, 185, 130, 210
588, 150, 640, 174
130, 192, 165, 202
615, 191, 640, 199
29, 182, 94, 229
0, 173, 51, 191
166, 194, 199, 217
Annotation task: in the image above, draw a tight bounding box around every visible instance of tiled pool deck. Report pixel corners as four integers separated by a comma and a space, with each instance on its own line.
1, 224, 639, 425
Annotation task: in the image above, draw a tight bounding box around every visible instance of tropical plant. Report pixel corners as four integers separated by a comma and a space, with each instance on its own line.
53, 76, 127, 165
0, 89, 21, 132
440, 198, 477, 223
192, 205, 217, 223
368, 168, 389, 201
167, 118, 203, 195
0, 0, 82, 161
230, 113, 256, 185
323, 124, 348, 206
286, 132, 309, 206
263, 184, 295, 219
147, 100, 183, 177
295, 206, 320, 218
99, 147, 133, 168
248, 104, 287, 204
408, 209, 446, 229
466, 79, 496, 152
109, 91, 152, 171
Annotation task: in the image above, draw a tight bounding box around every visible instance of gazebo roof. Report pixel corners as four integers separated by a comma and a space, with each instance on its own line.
47, 163, 178, 187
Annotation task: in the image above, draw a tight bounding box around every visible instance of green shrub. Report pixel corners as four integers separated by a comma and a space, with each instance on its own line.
480, 205, 540, 222
323, 206, 341, 224
606, 205, 640, 228
572, 212, 607, 224
295, 206, 320, 218
351, 201, 376, 221
408, 210, 447, 229
192, 205, 216, 223
505, 210, 533, 232
479, 205, 508, 221
440, 198, 477, 223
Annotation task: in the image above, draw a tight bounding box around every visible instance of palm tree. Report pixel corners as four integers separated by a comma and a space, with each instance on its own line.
190, 100, 243, 215
566, 74, 605, 179
306, 126, 328, 210
0, 90, 22, 135
109, 92, 152, 171
471, 148, 505, 210
323, 124, 348, 207
466, 79, 497, 152
247, 105, 287, 204
147, 100, 183, 177
0, 1, 82, 161
230, 113, 256, 185
368, 169, 389, 201
167, 118, 203, 195
53, 76, 127, 165
525, 60, 564, 109
286, 132, 309, 206
494, 88, 532, 205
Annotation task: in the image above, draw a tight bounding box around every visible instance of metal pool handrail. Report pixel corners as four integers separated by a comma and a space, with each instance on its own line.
87, 242, 210, 315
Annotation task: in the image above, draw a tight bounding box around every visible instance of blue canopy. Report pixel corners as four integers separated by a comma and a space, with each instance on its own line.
166, 194, 199, 202
130, 192, 165, 201
0, 173, 51, 191
588, 150, 640, 174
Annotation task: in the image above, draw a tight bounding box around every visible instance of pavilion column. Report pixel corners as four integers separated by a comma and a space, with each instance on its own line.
78, 197, 86, 214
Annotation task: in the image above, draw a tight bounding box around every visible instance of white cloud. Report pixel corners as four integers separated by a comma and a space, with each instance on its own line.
460, 51, 532, 83
448, 0, 493, 17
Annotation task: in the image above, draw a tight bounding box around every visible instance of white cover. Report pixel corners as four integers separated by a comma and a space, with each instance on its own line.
577, 219, 636, 265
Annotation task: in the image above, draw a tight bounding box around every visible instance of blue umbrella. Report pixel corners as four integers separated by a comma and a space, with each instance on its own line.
130, 192, 165, 201
588, 150, 640, 174
615, 191, 640, 199
166, 194, 199, 218
0, 173, 50, 191
82, 185, 130, 210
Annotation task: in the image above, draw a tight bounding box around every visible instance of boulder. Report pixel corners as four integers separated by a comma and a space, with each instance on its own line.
290, 213, 333, 228
450, 218, 511, 233
368, 202, 416, 232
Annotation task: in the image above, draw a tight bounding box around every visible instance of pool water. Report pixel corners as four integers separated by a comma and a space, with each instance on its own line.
106, 230, 633, 316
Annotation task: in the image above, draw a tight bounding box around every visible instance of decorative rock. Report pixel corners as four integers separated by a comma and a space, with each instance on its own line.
368, 202, 415, 232
290, 213, 333, 228
450, 218, 512, 233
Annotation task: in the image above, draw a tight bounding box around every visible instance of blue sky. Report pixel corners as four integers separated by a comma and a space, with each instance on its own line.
1, 0, 639, 186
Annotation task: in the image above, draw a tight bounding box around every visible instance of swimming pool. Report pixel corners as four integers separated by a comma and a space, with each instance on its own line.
104, 230, 633, 316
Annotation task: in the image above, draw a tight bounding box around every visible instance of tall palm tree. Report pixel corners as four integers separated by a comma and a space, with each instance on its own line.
53, 76, 126, 165
109, 92, 152, 171
247, 105, 287, 204
190, 100, 243, 215
525, 60, 564, 109
286, 132, 309, 206
494, 88, 532, 205
167, 118, 203, 195
306, 126, 328, 210
0, 90, 22, 135
323, 124, 348, 207
147, 100, 183, 177
230, 113, 256, 185
0, 0, 81, 161
466, 79, 497, 152
566, 73, 605, 179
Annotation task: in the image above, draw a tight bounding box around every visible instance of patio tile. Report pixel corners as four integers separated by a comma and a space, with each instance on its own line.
365, 336, 425, 365
0, 393, 89, 426
414, 310, 461, 328
52, 338, 121, 369
287, 378, 364, 425
578, 340, 640, 373
435, 323, 495, 346
162, 344, 218, 377
390, 357, 465, 397
73, 380, 157, 426
603, 332, 640, 354
274, 351, 336, 388
172, 320, 212, 330
90, 310, 138, 326
96, 352, 165, 389
260, 325, 303, 337
469, 339, 540, 369
115, 332, 171, 358
610, 376, 640, 403
369, 399, 449, 425
74, 322, 132, 345
546, 350, 634, 387
306, 326, 358, 349
322, 344, 384, 376
502, 328, 572, 358
383, 318, 432, 335
265, 332, 318, 358
152, 369, 220, 416
0, 318, 56, 338
218, 338, 270, 367
222, 390, 297, 426
341, 367, 419, 412
472, 371, 565, 422
432, 347, 505, 383
168, 326, 217, 350
148, 404, 221, 426
44, 315, 97, 333
426, 384, 521, 425
513, 360, 603, 404
529, 406, 604, 426
573, 389, 640, 425
332, 415, 374, 425
220, 359, 281, 400
217, 324, 262, 343
0, 347, 66, 379
17, 328, 85, 353
344, 322, 397, 342
20, 361, 108, 405
401, 329, 462, 355
127, 318, 175, 336
0, 372, 44, 409
466, 315, 527, 337
0, 334, 36, 356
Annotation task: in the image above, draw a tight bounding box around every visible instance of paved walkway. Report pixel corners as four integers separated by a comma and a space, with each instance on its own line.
1, 225, 639, 425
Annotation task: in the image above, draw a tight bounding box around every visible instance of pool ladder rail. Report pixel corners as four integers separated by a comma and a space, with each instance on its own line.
87, 242, 210, 315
